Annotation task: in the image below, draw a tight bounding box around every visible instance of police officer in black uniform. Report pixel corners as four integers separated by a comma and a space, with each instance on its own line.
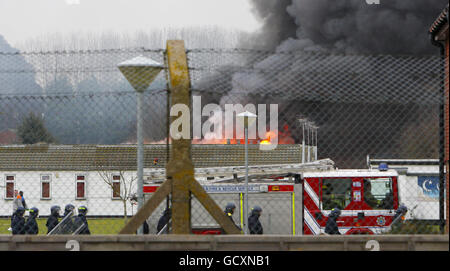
61, 204, 76, 233
11, 206, 26, 235
224, 202, 236, 223
393, 204, 408, 221
157, 208, 171, 234
63, 204, 75, 217
391, 204, 408, 231
248, 205, 263, 234
46, 205, 61, 234
224, 202, 241, 231
24, 207, 39, 234
325, 208, 341, 235
73, 206, 90, 234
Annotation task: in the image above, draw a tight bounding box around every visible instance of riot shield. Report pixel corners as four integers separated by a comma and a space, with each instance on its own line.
72, 222, 87, 235
47, 211, 76, 235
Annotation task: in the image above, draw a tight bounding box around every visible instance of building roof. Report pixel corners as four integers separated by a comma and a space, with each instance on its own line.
0, 144, 303, 171
429, 4, 449, 41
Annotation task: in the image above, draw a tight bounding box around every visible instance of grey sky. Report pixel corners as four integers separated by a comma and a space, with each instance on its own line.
0, 0, 261, 47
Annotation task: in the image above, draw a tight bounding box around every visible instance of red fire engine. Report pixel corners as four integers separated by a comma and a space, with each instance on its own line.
143, 162, 402, 235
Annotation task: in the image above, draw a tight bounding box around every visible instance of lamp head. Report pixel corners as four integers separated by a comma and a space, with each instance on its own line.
237, 111, 257, 128
118, 56, 163, 93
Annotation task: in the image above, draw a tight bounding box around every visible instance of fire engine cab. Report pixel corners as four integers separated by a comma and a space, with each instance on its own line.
302, 167, 398, 235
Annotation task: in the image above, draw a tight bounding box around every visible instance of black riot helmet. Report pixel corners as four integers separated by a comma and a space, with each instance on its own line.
251, 205, 262, 216
64, 204, 75, 216
29, 207, 39, 218
16, 206, 26, 217
330, 207, 341, 218
78, 206, 88, 216
50, 205, 61, 217
225, 202, 236, 214
397, 204, 407, 214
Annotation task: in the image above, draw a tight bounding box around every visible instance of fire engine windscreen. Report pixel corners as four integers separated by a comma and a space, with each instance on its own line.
363, 178, 394, 210
322, 179, 352, 210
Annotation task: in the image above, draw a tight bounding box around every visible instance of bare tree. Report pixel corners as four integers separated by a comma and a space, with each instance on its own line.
98, 170, 137, 222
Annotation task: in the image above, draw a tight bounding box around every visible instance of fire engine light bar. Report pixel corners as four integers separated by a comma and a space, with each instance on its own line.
379, 163, 389, 171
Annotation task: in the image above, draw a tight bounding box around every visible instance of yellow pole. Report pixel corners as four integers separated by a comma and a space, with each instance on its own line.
166, 40, 193, 234
240, 193, 244, 230
292, 192, 296, 235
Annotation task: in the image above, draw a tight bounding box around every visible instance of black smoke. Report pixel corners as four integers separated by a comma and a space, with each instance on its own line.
195, 0, 447, 168
248, 0, 448, 54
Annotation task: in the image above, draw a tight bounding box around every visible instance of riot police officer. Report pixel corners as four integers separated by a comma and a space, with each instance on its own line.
63, 204, 75, 217
224, 202, 236, 223
391, 204, 408, 231
25, 207, 39, 234
73, 206, 90, 234
248, 205, 263, 234
224, 202, 241, 231
11, 206, 26, 235
325, 208, 341, 235
61, 204, 76, 233
46, 205, 61, 234
157, 208, 171, 234
393, 204, 408, 222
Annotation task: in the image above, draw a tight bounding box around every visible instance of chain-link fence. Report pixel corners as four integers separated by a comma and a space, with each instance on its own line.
0, 47, 446, 235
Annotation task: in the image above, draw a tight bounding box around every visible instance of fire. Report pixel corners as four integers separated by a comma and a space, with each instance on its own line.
259, 125, 295, 145
123, 124, 296, 145
260, 130, 276, 145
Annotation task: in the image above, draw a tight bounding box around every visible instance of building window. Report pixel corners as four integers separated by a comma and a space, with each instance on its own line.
76, 175, 86, 199
112, 175, 121, 199
5, 175, 15, 199
41, 175, 51, 199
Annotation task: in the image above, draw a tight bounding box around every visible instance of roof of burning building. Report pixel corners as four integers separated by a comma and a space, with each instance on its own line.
0, 143, 304, 171
429, 4, 449, 40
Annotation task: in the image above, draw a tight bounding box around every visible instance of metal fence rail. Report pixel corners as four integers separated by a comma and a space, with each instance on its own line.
0, 47, 446, 235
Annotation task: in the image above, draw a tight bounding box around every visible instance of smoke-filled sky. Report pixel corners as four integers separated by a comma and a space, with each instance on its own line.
249, 0, 448, 54
1, 0, 447, 54
0, 0, 260, 47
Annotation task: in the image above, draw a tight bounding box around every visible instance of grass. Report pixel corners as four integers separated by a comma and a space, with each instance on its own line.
0, 218, 128, 235
388, 220, 442, 234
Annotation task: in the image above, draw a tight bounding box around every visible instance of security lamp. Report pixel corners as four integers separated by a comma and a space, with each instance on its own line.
117, 55, 163, 235
118, 55, 163, 92
237, 111, 257, 128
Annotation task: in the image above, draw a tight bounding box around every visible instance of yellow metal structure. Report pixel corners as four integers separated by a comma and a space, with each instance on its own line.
292, 192, 296, 235
119, 40, 240, 235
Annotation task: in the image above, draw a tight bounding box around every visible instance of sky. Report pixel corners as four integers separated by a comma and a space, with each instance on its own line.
0, 0, 261, 47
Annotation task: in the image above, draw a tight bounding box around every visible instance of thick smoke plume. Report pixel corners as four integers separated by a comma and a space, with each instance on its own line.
249, 0, 448, 54
190, 0, 446, 168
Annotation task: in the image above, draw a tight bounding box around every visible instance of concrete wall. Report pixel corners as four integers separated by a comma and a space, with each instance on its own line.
0, 234, 447, 251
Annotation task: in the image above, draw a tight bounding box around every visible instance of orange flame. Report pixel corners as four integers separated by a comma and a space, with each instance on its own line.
123, 124, 296, 145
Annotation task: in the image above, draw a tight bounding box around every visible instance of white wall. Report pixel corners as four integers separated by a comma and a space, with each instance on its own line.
371, 164, 445, 221
1, 170, 138, 217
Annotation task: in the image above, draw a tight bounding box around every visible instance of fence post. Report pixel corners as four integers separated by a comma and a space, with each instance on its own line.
166, 40, 194, 234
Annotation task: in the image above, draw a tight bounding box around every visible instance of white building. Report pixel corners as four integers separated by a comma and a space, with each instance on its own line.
1, 144, 304, 217
368, 157, 446, 222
